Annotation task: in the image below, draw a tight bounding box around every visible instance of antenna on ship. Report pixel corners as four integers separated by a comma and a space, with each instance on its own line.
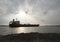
13, 19, 15, 22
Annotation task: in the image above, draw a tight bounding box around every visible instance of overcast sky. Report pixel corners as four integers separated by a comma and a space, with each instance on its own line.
0, 0, 60, 25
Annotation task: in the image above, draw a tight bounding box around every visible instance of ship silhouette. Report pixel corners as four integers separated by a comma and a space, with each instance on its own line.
9, 19, 39, 27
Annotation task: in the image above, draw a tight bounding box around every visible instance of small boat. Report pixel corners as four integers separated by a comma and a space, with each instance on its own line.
9, 19, 39, 27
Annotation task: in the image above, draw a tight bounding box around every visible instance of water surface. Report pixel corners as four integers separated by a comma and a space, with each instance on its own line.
0, 26, 60, 35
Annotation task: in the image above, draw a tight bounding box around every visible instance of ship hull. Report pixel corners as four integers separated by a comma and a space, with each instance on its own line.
9, 24, 39, 27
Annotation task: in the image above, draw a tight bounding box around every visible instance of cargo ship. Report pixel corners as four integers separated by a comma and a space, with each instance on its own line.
9, 19, 39, 27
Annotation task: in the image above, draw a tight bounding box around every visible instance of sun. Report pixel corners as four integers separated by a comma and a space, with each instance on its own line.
14, 10, 39, 24
14, 10, 33, 23
17, 10, 26, 16
15, 10, 27, 19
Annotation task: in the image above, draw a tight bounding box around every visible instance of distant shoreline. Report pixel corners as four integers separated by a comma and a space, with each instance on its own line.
0, 25, 8, 27
0, 25, 60, 27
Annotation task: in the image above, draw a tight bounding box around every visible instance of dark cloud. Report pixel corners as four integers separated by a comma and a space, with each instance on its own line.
43, 11, 48, 15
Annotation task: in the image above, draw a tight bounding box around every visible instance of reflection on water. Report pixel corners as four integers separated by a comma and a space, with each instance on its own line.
0, 26, 60, 35
9, 27, 40, 34
14, 27, 26, 33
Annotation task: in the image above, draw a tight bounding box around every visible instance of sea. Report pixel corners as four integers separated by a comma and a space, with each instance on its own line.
0, 26, 60, 35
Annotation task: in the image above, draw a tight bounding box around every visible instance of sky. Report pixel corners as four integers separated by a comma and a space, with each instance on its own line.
0, 0, 60, 25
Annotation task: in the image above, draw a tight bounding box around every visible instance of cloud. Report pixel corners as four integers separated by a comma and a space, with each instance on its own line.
27, 0, 60, 25
0, 0, 24, 24
0, 0, 60, 25
0, 0, 24, 16
28, 0, 60, 13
